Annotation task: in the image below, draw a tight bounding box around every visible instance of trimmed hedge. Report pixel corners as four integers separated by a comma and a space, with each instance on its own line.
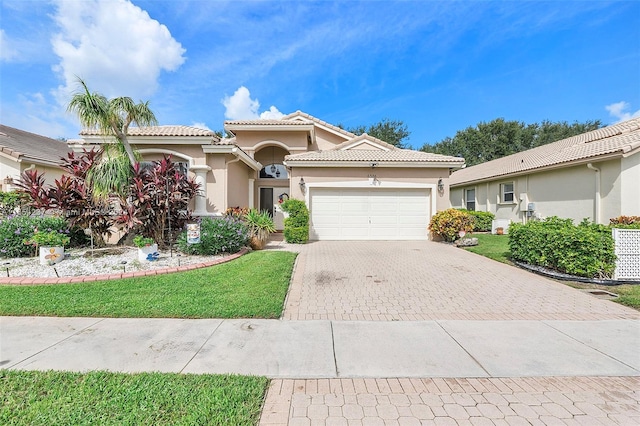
428, 208, 474, 242
457, 209, 495, 232
281, 199, 309, 243
509, 217, 616, 279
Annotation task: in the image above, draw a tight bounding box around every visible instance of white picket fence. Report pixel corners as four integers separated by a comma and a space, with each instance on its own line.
613, 228, 640, 281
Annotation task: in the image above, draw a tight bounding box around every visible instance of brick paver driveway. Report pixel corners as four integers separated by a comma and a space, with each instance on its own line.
283, 241, 639, 321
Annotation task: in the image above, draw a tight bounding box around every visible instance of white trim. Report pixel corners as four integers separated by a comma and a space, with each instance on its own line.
339, 139, 391, 152
285, 160, 462, 168
137, 148, 195, 167
201, 145, 262, 171
304, 180, 437, 220
225, 123, 315, 133
252, 140, 306, 152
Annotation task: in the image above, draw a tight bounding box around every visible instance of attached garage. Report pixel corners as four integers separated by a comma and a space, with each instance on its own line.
284, 132, 465, 241
309, 187, 431, 240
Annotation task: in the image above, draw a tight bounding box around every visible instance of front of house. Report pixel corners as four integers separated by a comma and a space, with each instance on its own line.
70, 111, 464, 240
449, 117, 640, 225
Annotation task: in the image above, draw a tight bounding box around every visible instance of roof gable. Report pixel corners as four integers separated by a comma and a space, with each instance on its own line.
335, 133, 395, 152
450, 117, 640, 186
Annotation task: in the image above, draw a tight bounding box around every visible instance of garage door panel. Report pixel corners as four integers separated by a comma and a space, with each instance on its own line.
310, 187, 430, 241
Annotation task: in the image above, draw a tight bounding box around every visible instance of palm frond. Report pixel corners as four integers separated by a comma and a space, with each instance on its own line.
86, 144, 133, 199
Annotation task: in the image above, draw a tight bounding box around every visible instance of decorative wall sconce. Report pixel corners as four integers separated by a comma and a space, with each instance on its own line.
437, 178, 444, 193
299, 177, 306, 192
3, 176, 13, 185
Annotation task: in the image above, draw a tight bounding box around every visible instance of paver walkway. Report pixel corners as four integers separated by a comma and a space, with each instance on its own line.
282, 241, 639, 321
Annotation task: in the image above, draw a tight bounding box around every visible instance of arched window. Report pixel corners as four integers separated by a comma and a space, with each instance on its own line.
259, 164, 288, 179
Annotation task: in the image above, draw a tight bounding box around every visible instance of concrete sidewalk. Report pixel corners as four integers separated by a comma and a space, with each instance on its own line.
2, 316, 638, 378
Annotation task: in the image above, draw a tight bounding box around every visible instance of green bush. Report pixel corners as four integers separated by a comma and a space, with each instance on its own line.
457, 209, 495, 232
509, 217, 616, 278
177, 217, 248, 255
0, 191, 28, 218
428, 208, 474, 242
0, 215, 77, 258
281, 199, 309, 243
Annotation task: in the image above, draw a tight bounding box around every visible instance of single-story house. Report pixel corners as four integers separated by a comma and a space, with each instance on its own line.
0, 125, 71, 191
71, 111, 464, 240
449, 117, 640, 225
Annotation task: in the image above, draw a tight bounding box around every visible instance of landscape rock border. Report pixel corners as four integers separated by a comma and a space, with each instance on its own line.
512, 260, 639, 286
0, 247, 249, 286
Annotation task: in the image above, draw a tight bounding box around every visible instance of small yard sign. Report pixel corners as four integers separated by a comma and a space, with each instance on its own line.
187, 223, 201, 244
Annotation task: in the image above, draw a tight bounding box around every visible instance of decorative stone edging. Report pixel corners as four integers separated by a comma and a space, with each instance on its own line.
513, 260, 640, 286
0, 247, 249, 286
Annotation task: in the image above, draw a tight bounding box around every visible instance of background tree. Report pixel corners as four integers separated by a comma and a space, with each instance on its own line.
345, 118, 411, 148
67, 78, 158, 197
421, 118, 601, 166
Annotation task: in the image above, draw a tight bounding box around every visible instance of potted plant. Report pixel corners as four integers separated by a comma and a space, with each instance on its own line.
244, 209, 276, 250
133, 235, 159, 262
24, 231, 71, 266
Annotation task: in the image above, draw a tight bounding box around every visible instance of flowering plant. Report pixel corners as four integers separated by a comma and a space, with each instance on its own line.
24, 230, 70, 247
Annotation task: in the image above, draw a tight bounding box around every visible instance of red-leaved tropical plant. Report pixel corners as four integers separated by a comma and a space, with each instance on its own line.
114, 155, 200, 248
15, 148, 114, 246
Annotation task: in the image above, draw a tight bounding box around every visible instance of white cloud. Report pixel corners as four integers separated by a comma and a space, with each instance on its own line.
260, 106, 285, 120
50, 0, 186, 104
0, 29, 19, 61
191, 122, 211, 131
222, 86, 284, 120
605, 101, 640, 123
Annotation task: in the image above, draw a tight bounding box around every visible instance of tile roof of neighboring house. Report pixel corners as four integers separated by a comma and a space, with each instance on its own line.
450, 117, 640, 186
80, 125, 217, 137
286, 133, 464, 165
0, 124, 71, 166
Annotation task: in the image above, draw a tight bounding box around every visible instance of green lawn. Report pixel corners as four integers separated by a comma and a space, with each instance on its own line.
464, 233, 640, 310
463, 233, 511, 263
0, 251, 297, 318
0, 370, 267, 426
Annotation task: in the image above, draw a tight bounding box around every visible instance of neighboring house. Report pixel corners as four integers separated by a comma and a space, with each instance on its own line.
71, 111, 464, 240
449, 117, 640, 225
0, 125, 71, 191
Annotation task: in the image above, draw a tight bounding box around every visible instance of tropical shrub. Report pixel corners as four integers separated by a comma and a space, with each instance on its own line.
177, 217, 248, 255
457, 209, 495, 232
15, 149, 114, 246
114, 156, 200, 248
244, 209, 276, 242
509, 217, 616, 278
0, 215, 78, 258
428, 208, 474, 242
0, 191, 29, 218
609, 216, 640, 229
132, 235, 155, 248
281, 199, 309, 243
224, 206, 249, 219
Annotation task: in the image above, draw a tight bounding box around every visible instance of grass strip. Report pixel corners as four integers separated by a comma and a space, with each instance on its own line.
0, 251, 297, 318
0, 370, 267, 426
463, 233, 511, 263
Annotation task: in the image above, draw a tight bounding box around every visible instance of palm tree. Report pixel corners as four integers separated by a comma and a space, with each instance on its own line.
67, 78, 158, 197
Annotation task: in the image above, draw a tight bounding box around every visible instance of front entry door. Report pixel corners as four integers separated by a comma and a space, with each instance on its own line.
259, 187, 285, 230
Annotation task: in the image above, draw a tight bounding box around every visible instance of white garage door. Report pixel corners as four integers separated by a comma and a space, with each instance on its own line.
309, 188, 430, 240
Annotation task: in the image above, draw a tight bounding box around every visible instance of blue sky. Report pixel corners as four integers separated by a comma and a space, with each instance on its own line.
1, 0, 639, 149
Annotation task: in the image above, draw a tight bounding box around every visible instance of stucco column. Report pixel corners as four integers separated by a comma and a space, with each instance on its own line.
190, 165, 211, 216
248, 178, 255, 208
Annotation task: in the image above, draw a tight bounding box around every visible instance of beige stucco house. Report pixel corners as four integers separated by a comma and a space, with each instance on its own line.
71, 111, 464, 240
449, 117, 640, 225
0, 125, 71, 192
